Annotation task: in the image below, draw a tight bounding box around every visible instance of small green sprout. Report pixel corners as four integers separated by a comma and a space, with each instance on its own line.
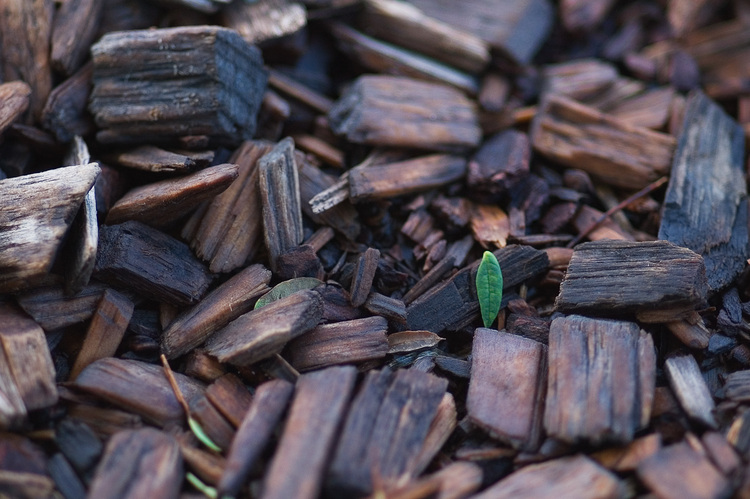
186, 472, 218, 499
188, 417, 222, 453
476, 251, 503, 328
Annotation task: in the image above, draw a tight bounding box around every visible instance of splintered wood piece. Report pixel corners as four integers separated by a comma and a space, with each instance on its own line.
666, 317, 711, 350
41, 62, 93, 142
571, 204, 634, 243
110, 145, 207, 173
359, 0, 490, 73
473, 455, 623, 499
0, 163, 100, 293
0, 0, 53, 120
407, 245, 548, 332
205, 374, 253, 428
541, 59, 618, 102
262, 366, 357, 499
0, 304, 58, 412
664, 353, 717, 428
658, 91, 748, 293
16, 282, 107, 331
205, 289, 324, 367
468, 328, 546, 450
94, 221, 212, 306
106, 163, 239, 226
405, 0, 553, 66
288, 316, 389, 371
555, 240, 708, 322
560, 0, 616, 32
267, 68, 333, 115
88, 428, 182, 499
328, 75, 480, 152
402, 235, 474, 304
350, 247, 380, 307
75, 357, 205, 427
349, 154, 467, 201
471, 204, 510, 249
592, 433, 662, 472
467, 129, 530, 201
163, 264, 271, 359
70, 289, 134, 380
410, 393, 457, 476
189, 395, 235, 451
329, 22, 479, 95
607, 86, 675, 129
64, 186, 99, 294
327, 369, 448, 496
222, 0, 306, 45
0, 81, 31, 136
298, 157, 360, 240
636, 442, 729, 499
531, 95, 676, 189
365, 292, 407, 325
544, 315, 655, 445
50, 0, 102, 76
188, 141, 273, 273
259, 137, 304, 271
90, 26, 267, 144
218, 379, 294, 498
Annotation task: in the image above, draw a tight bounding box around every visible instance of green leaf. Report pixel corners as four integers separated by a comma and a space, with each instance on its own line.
189, 417, 222, 453
254, 277, 324, 309
476, 251, 503, 328
186, 472, 218, 499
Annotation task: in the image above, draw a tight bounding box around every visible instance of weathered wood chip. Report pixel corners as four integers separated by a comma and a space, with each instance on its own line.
205, 289, 324, 367
658, 90, 748, 293
555, 240, 708, 322
222, 0, 306, 45
75, 357, 205, 427
664, 352, 717, 428
162, 263, 272, 358
16, 281, 107, 331
263, 366, 357, 499
0, 81, 31, 136
205, 373, 253, 428
88, 428, 182, 499
50, 0, 102, 76
328, 75, 480, 151
544, 315, 655, 445
349, 247, 380, 307
0, 163, 100, 293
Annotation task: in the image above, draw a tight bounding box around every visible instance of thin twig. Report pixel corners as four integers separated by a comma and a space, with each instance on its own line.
567, 176, 669, 248
161, 354, 190, 416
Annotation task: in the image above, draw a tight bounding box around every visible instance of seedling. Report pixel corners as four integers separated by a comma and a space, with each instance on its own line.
476, 251, 503, 328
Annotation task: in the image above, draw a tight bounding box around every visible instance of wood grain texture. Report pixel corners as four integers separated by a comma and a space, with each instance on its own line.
50, 0, 103, 75
90, 26, 267, 145
162, 264, 272, 359
205, 289, 324, 366
328, 75, 480, 152
665, 353, 717, 428
0, 81, 31, 136
205, 373, 253, 428
41, 62, 94, 142
658, 90, 748, 293
468, 328, 547, 450
531, 94, 676, 189
16, 282, 107, 331
555, 240, 708, 321
544, 315, 655, 445
0, 163, 100, 293
262, 366, 357, 499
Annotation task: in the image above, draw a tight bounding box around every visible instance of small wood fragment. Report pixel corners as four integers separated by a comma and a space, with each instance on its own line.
664, 353, 717, 428
163, 263, 271, 358
0, 81, 31, 136
592, 433, 662, 472
109, 145, 208, 173
531, 95, 676, 189
298, 157, 360, 240
327, 368, 448, 495
666, 316, 711, 350
467, 129, 530, 202
468, 328, 547, 450
204, 374, 253, 428
471, 204, 510, 249
0, 163, 100, 293
555, 240, 708, 322
328, 75, 480, 152
288, 316, 389, 371
222, 0, 306, 45
94, 220, 212, 306
350, 247, 380, 307
218, 379, 294, 498
41, 62, 94, 142
75, 357, 204, 427
474, 455, 623, 499
544, 315, 655, 445
90, 26, 267, 144
259, 138, 304, 272
70, 289, 134, 380
50, 0, 103, 76
88, 428, 182, 499
16, 282, 107, 331
64, 185, 99, 295
658, 90, 748, 293
637, 442, 729, 499
542, 59, 618, 101
205, 289, 323, 367
262, 366, 357, 499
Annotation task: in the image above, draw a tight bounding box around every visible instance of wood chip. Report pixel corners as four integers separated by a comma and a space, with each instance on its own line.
328, 75, 480, 151
664, 353, 717, 428
262, 366, 357, 499
468, 328, 547, 450
349, 247, 380, 307
16, 282, 107, 331
205, 289, 324, 367
50, 0, 103, 76
204, 373, 253, 428
222, 0, 306, 45
0, 81, 31, 136
658, 90, 748, 293
41, 62, 94, 142
0, 163, 100, 293
544, 315, 655, 445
